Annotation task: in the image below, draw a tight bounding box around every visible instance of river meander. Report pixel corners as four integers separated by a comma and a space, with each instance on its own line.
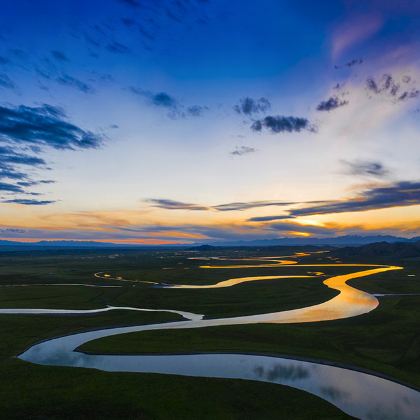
3, 254, 420, 419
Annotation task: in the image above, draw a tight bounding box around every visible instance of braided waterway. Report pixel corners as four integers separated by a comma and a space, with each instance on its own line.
5, 254, 420, 419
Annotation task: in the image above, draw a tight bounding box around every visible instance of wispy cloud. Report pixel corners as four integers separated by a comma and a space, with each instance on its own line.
56, 74, 94, 93
366, 73, 419, 102
0, 181, 24, 193
2, 198, 56, 205
106, 41, 130, 54
0, 73, 16, 90
297, 181, 420, 215
0, 104, 103, 150
234, 97, 271, 115
145, 199, 209, 211
146, 198, 296, 212
230, 146, 256, 156
129, 87, 207, 118
341, 160, 389, 178
0, 103, 104, 202
51, 50, 69, 62
317, 96, 348, 112
332, 14, 383, 59
251, 115, 314, 134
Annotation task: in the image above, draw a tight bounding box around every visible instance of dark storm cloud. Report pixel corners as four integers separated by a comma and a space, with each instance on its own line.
234, 97, 271, 115
230, 146, 256, 156
342, 160, 389, 177
317, 96, 348, 111
2, 198, 56, 205
56, 74, 94, 93
251, 115, 313, 134
0, 104, 103, 150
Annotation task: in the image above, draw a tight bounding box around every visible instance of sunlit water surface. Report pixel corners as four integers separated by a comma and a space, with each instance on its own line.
5, 254, 420, 419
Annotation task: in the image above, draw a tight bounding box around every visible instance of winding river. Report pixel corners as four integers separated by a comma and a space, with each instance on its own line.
4, 254, 420, 419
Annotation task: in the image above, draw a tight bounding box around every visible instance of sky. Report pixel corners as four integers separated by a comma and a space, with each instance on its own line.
0, 0, 419, 244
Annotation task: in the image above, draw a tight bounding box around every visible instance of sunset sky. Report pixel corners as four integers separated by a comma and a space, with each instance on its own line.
0, 0, 419, 244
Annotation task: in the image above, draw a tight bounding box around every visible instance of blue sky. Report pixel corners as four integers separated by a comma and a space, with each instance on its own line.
0, 0, 419, 243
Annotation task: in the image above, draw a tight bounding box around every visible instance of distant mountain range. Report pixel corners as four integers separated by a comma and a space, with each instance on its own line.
0, 235, 418, 249
332, 241, 420, 258
203, 235, 420, 247
0, 240, 123, 248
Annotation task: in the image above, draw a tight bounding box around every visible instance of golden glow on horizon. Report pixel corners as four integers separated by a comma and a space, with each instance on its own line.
0, 201, 418, 243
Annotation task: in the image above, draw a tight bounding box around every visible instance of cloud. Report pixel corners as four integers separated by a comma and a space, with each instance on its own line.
186, 105, 208, 117
334, 58, 363, 70
332, 14, 383, 59
317, 96, 348, 111
146, 198, 295, 212
234, 97, 271, 115
288, 181, 420, 217
2, 198, 56, 205
0, 73, 16, 90
0, 104, 103, 150
56, 74, 94, 93
106, 41, 130, 54
341, 160, 389, 177
0, 56, 10, 65
268, 221, 332, 235
129, 87, 207, 118
0, 146, 46, 167
0, 145, 47, 189
230, 146, 256, 156
346, 58, 363, 67
145, 199, 209, 211
0, 182, 24, 193
151, 91, 177, 108
247, 181, 420, 221
251, 115, 314, 134
366, 73, 419, 102
0, 103, 104, 202
214, 201, 295, 211
247, 215, 292, 222
121, 17, 136, 27
51, 50, 69, 62
117, 0, 139, 7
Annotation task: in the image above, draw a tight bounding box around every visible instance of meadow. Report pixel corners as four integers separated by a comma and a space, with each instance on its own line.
0, 247, 419, 419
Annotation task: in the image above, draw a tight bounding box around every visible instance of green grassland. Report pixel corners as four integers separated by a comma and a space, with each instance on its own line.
0, 247, 419, 419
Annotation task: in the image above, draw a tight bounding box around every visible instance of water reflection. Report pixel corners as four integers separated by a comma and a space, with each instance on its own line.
9, 256, 420, 419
